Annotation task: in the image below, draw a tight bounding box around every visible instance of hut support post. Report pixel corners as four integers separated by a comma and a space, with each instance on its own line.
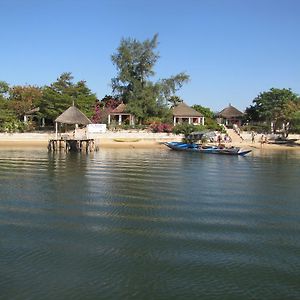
55, 122, 58, 139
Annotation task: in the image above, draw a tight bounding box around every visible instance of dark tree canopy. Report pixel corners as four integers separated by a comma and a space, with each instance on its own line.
39, 72, 97, 123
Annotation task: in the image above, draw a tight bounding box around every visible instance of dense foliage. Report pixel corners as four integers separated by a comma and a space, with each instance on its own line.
91, 95, 121, 124
245, 88, 300, 135
111, 34, 189, 124
191, 104, 222, 131
149, 123, 173, 133
172, 123, 206, 136
0, 81, 41, 132
0, 73, 97, 132
191, 105, 214, 119
39, 72, 97, 124
1, 36, 300, 135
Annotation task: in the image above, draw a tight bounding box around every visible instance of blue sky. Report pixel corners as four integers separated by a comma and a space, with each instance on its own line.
1, 0, 299, 111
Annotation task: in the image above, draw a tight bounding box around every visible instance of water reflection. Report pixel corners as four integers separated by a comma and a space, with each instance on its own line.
0, 148, 300, 299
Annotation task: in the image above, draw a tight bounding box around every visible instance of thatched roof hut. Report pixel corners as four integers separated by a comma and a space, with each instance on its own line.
216, 104, 244, 126
54, 105, 91, 138
217, 104, 244, 119
108, 103, 134, 126
172, 102, 203, 117
172, 102, 204, 125
55, 105, 92, 125
110, 103, 127, 114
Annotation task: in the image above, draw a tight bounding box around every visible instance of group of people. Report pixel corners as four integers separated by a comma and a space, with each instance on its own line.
217, 134, 232, 145
216, 131, 268, 147
251, 131, 268, 146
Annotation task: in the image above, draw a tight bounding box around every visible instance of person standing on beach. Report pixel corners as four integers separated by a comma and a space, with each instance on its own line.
260, 134, 265, 147
251, 131, 255, 143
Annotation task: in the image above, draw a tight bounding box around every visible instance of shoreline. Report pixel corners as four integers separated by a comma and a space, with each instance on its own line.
0, 132, 300, 150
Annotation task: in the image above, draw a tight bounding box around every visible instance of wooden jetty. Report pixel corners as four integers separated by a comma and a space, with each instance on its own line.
48, 138, 96, 152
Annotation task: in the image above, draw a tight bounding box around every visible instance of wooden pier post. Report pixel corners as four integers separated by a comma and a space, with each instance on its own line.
48, 138, 96, 153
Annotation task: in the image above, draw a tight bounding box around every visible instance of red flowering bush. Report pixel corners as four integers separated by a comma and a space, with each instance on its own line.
149, 123, 173, 133
91, 96, 121, 124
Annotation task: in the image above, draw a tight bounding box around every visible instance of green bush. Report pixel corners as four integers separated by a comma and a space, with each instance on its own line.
205, 118, 223, 131
173, 123, 206, 136
0, 120, 26, 133
144, 117, 163, 125
290, 124, 300, 134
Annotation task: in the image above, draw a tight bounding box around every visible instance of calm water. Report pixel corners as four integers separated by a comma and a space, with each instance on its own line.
0, 147, 300, 300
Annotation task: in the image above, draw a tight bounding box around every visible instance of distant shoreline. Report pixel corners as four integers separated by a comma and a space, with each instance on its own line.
0, 132, 299, 150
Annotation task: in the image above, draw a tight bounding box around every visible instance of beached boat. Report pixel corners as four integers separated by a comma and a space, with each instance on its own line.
164, 142, 252, 156
268, 138, 298, 145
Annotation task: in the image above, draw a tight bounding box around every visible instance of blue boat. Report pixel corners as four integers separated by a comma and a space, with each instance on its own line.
164, 142, 252, 156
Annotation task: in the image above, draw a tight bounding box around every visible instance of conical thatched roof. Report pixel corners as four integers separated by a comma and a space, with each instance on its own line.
217, 104, 244, 118
55, 106, 92, 125
111, 103, 128, 114
172, 102, 203, 117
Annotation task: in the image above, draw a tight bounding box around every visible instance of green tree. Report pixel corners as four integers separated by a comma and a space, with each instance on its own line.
168, 96, 183, 108
191, 105, 214, 119
290, 110, 300, 133
0, 81, 27, 132
8, 85, 42, 118
111, 34, 189, 123
191, 104, 222, 130
0, 81, 9, 97
0, 96, 16, 130
246, 88, 300, 136
39, 72, 97, 124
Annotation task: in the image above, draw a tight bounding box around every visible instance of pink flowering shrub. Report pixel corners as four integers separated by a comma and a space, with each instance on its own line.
149, 123, 173, 133
91, 96, 121, 124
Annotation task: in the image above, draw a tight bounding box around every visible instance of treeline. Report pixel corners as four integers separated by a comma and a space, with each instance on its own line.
1, 34, 300, 135
0, 73, 97, 132
244, 88, 300, 135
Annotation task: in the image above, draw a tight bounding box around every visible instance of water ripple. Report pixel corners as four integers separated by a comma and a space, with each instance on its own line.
0, 148, 300, 299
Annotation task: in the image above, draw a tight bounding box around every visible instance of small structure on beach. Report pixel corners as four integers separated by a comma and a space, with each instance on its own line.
23, 107, 45, 128
48, 105, 95, 152
54, 105, 92, 136
108, 103, 135, 126
172, 102, 205, 126
216, 104, 244, 127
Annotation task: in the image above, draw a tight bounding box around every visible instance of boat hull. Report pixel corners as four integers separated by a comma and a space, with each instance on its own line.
164, 142, 252, 156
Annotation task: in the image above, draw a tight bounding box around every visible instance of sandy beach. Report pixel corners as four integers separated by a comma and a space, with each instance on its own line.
0, 131, 299, 150
0, 132, 179, 149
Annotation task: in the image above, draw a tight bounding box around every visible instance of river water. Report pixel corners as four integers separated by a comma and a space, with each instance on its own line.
0, 147, 300, 299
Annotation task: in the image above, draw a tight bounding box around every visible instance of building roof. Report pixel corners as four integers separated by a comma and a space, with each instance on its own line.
55, 105, 92, 125
172, 102, 203, 117
110, 103, 131, 114
25, 107, 40, 114
217, 104, 244, 118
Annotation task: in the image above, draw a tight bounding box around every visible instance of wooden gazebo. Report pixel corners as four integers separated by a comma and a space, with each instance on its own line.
54, 105, 92, 139
48, 105, 94, 152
